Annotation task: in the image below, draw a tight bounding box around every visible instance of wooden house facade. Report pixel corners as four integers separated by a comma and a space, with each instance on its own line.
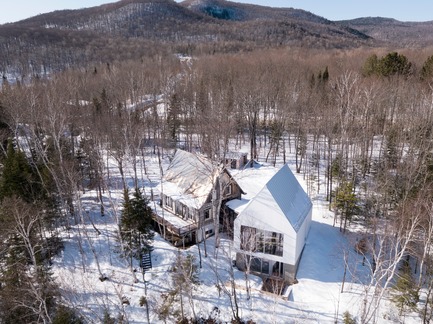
154, 149, 242, 246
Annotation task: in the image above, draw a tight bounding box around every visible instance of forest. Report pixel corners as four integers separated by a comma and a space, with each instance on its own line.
2, 45, 433, 323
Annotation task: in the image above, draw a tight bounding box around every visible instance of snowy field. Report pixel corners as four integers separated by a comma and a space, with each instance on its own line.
51, 140, 420, 323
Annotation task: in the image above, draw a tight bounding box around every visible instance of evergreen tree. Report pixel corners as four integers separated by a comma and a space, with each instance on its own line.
343, 311, 356, 324
0, 240, 34, 323
167, 92, 181, 142
120, 188, 154, 266
362, 52, 412, 77
102, 309, 116, 324
0, 140, 58, 227
391, 259, 419, 317
362, 54, 379, 77
0, 141, 60, 323
322, 66, 329, 82
0, 140, 34, 201
385, 126, 399, 169
334, 181, 359, 233
52, 306, 84, 324
379, 52, 412, 77
421, 55, 433, 81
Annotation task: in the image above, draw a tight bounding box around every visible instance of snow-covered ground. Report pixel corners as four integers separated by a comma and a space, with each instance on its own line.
51, 141, 420, 323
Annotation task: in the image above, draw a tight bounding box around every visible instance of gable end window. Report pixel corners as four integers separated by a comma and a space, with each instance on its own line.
204, 208, 211, 220
224, 184, 232, 196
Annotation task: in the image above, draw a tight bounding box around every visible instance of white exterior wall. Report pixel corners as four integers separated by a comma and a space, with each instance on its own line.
282, 225, 297, 265
234, 210, 294, 267
234, 202, 312, 268
233, 163, 313, 279
293, 207, 312, 265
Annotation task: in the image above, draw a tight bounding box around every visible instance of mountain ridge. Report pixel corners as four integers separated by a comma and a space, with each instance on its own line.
339, 16, 433, 46
1, 0, 370, 42
0, 0, 432, 75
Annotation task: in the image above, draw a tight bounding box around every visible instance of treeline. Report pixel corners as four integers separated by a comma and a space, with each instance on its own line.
1, 47, 433, 321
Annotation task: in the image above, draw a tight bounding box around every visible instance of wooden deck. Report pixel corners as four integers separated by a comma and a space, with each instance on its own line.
153, 213, 198, 241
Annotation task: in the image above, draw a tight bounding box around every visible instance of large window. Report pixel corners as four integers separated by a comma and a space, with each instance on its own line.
240, 225, 283, 257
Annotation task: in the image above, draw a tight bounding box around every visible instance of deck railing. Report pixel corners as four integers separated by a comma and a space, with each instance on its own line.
152, 212, 198, 238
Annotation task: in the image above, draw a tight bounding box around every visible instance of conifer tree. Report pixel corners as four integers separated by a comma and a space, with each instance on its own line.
342, 311, 356, 324
322, 66, 329, 82
362, 54, 379, 77
334, 181, 359, 233
0, 141, 60, 323
391, 259, 419, 317
0, 140, 34, 201
421, 55, 433, 81
120, 188, 154, 266
362, 52, 412, 77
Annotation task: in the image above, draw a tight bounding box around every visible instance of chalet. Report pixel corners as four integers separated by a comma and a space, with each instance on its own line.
154, 149, 243, 246
228, 163, 312, 284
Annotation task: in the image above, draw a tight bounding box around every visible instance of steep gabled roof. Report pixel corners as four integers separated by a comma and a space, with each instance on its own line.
264, 164, 312, 232
237, 164, 312, 233
162, 149, 217, 208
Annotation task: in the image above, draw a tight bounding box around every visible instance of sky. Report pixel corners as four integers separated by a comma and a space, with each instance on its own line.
1, 0, 433, 24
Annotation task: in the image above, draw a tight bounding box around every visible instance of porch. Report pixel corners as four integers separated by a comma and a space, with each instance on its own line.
152, 206, 198, 247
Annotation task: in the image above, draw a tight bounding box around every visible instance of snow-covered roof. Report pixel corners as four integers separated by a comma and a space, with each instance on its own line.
226, 163, 278, 214
231, 164, 312, 232
264, 164, 312, 232
162, 149, 217, 208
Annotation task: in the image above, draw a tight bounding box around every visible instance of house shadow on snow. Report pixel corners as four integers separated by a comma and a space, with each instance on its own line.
296, 220, 371, 285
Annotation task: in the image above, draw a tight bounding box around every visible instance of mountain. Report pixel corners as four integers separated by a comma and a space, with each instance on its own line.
3, 0, 429, 75
339, 17, 433, 47
180, 0, 369, 41
180, 0, 331, 23
9, 0, 214, 39
4, 0, 369, 44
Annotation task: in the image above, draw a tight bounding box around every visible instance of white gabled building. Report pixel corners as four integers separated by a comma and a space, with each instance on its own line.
230, 163, 312, 283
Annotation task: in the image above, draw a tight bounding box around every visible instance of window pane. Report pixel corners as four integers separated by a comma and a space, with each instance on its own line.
262, 260, 269, 274
240, 226, 283, 256
251, 257, 261, 272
